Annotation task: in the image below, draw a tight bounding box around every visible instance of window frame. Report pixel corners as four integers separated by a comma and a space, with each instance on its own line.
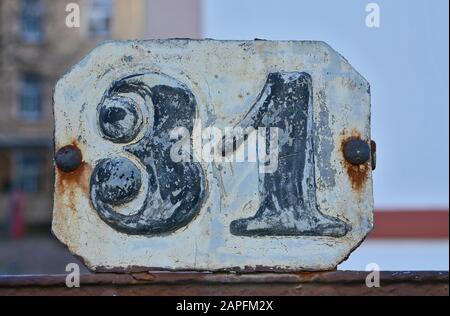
87, 0, 113, 38
20, 0, 44, 44
18, 73, 43, 122
13, 150, 43, 194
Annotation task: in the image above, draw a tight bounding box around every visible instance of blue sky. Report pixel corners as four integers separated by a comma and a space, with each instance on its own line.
203, 0, 449, 208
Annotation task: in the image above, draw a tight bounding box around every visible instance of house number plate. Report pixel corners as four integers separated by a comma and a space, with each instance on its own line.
52, 40, 374, 272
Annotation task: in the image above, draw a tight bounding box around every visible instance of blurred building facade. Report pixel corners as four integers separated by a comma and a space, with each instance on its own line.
0, 0, 147, 231
0, 0, 445, 274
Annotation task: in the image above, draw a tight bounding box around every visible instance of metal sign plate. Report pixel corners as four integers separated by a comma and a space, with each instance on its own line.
52, 40, 373, 272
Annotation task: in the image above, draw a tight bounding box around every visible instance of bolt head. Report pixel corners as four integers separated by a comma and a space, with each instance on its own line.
343, 139, 370, 165
55, 145, 83, 173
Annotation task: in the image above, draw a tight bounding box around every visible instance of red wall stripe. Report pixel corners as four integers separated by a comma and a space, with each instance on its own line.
368, 210, 449, 239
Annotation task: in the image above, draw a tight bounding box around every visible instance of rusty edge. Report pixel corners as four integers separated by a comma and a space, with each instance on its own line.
0, 271, 447, 288
340, 130, 371, 194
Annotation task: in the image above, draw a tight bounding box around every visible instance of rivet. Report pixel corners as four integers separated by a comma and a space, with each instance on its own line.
55, 145, 82, 173
343, 139, 370, 165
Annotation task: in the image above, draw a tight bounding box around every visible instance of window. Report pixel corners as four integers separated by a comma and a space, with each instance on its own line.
88, 0, 112, 37
19, 74, 42, 121
14, 152, 42, 193
20, 0, 43, 43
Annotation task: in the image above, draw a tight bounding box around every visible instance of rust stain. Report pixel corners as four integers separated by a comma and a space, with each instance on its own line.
56, 162, 91, 213
1, 272, 448, 296
345, 163, 370, 192
131, 272, 157, 282
55, 142, 91, 212
56, 162, 90, 193
340, 130, 370, 194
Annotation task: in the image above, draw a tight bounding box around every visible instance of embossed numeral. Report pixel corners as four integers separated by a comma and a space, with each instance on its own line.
229, 72, 350, 237
90, 72, 349, 238
90, 73, 205, 235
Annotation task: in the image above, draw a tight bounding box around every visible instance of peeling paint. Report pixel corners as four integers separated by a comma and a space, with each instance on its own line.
52, 40, 373, 272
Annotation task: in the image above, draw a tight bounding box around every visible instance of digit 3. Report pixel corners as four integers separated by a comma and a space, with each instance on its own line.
90, 73, 206, 235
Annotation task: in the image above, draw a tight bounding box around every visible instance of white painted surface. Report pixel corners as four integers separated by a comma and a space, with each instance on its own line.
53, 40, 373, 272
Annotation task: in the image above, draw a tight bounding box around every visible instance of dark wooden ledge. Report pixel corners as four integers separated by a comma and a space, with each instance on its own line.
0, 271, 448, 296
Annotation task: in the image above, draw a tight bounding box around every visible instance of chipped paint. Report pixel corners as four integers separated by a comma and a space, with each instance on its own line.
52, 40, 373, 272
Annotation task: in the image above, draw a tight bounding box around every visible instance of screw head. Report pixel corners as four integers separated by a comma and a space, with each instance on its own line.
343, 139, 370, 165
55, 145, 82, 173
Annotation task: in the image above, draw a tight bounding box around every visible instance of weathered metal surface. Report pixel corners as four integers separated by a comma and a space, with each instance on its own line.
52, 40, 374, 272
0, 272, 448, 296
